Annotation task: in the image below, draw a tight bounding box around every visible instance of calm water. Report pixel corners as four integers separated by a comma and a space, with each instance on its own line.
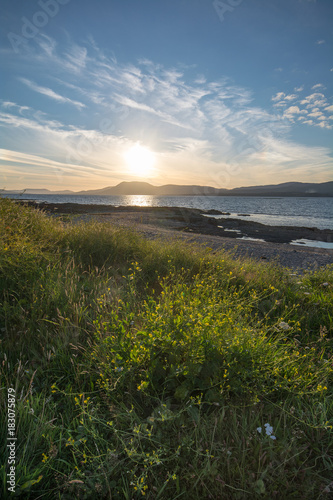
4, 193, 332, 231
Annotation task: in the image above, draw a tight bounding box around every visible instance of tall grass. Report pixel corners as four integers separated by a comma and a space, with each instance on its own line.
0, 198, 332, 499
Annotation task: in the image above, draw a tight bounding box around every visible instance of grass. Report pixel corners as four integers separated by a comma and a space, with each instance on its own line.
0, 197, 332, 499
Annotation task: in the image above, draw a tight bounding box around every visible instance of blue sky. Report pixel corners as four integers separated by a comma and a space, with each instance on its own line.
1, 0, 332, 190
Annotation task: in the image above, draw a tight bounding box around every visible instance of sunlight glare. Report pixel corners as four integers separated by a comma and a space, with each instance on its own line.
124, 144, 156, 177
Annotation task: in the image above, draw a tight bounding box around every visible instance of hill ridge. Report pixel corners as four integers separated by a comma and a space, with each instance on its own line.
3, 181, 333, 197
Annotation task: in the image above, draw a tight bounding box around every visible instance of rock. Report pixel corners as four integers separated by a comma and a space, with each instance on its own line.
205, 209, 223, 215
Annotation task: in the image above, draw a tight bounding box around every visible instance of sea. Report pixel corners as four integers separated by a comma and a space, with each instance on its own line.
4, 193, 333, 249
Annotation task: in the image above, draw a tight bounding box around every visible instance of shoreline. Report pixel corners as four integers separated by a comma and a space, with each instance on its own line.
18, 201, 333, 272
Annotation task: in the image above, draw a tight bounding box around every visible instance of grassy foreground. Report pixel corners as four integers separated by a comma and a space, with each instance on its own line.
0, 198, 332, 499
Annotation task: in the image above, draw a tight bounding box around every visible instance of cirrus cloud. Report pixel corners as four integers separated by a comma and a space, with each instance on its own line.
1, 35, 332, 190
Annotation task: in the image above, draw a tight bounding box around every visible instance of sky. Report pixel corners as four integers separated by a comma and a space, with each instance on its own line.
0, 0, 332, 191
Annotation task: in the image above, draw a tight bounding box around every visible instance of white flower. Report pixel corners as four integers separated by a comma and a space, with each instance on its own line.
264, 423, 274, 435
257, 423, 276, 439
264, 423, 276, 439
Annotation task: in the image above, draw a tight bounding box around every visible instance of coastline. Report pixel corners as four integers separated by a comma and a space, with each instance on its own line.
18, 201, 333, 272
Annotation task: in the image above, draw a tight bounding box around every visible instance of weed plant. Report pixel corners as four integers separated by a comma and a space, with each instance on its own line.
0, 199, 332, 499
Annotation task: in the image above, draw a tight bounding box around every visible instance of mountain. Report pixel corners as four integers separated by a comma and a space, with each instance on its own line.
1, 188, 74, 194
156, 184, 225, 196
3, 181, 332, 197
78, 182, 225, 196
77, 181, 333, 197
78, 182, 157, 196
229, 181, 333, 197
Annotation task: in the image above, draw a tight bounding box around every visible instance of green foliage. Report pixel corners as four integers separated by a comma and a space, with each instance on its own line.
0, 199, 332, 499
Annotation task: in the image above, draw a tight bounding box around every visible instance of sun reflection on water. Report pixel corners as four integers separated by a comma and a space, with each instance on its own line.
124, 195, 154, 207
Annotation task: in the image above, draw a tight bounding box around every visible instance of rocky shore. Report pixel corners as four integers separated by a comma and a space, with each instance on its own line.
20, 201, 333, 244
18, 201, 333, 272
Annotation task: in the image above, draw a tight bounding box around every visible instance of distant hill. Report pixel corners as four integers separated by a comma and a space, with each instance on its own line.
2, 181, 332, 197
1, 188, 74, 195
155, 184, 224, 196
77, 182, 224, 196
79, 182, 158, 196
77, 181, 333, 197
230, 181, 333, 197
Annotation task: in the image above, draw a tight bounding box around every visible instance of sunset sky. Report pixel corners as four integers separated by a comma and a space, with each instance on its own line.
1, 0, 332, 191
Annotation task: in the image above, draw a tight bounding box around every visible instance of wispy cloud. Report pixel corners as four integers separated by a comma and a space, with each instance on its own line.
1, 100, 31, 114
19, 78, 86, 110
251, 135, 332, 173
0, 149, 121, 189
0, 149, 97, 175
113, 94, 195, 131
312, 83, 325, 90
1, 36, 332, 189
65, 44, 88, 72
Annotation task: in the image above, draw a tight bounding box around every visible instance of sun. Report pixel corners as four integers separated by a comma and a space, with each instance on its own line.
124, 144, 156, 177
